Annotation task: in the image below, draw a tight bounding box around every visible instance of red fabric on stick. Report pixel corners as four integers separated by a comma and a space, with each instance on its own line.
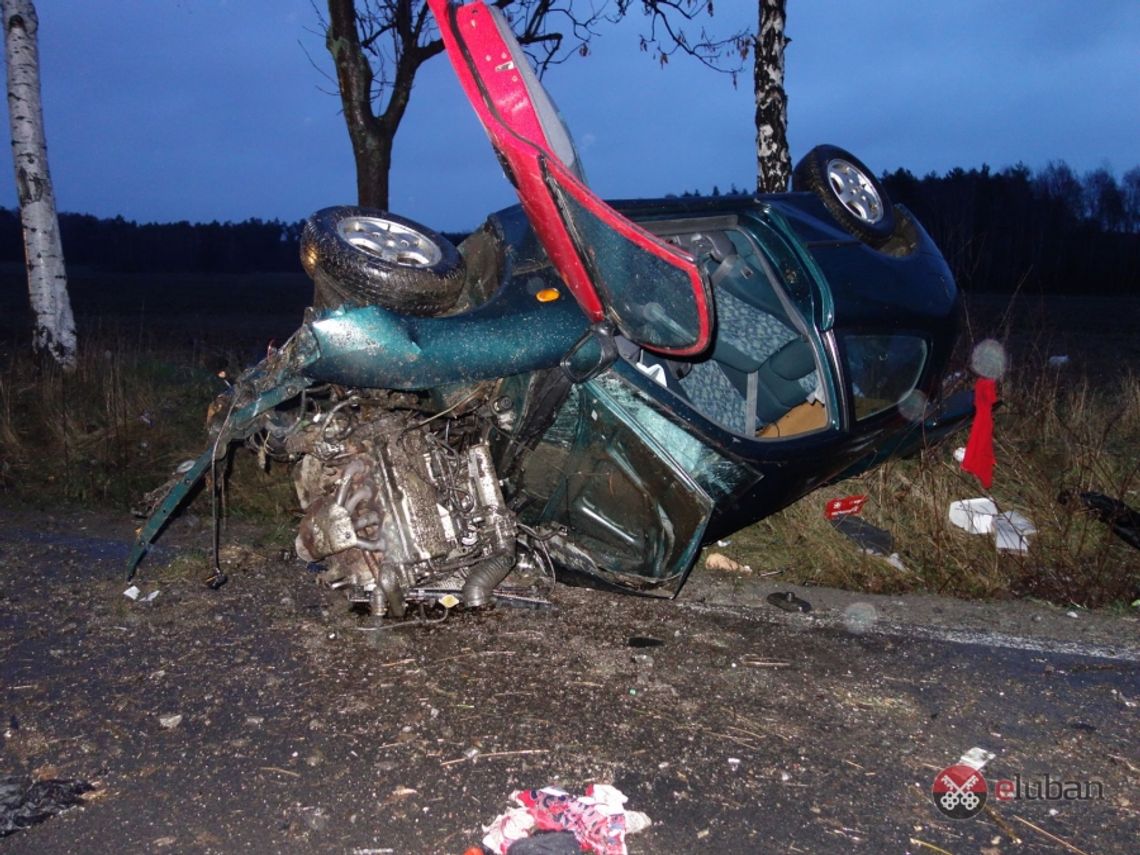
961, 378, 998, 488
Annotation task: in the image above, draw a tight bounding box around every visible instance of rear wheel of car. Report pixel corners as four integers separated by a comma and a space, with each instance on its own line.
793, 145, 897, 248
301, 207, 465, 315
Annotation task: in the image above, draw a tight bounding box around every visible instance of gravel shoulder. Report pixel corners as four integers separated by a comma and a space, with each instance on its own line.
1, 503, 1137, 853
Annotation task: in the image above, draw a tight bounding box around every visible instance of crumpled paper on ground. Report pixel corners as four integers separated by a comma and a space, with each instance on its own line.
482, 784, 650, 855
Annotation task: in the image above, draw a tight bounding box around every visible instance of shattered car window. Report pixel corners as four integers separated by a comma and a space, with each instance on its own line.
551, 176, 706, 352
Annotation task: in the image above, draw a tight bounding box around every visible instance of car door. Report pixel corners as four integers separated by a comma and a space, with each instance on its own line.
428, 0, 714, 357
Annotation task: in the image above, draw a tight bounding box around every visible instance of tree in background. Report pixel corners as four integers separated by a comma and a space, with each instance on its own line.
323, 0, 748, 210
753, 0, 789, 192
2, 0, 75, 369
324, 0, 615, 210
628, 0, 790, 193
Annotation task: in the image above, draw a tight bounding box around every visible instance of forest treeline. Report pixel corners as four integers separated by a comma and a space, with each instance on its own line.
1, 160, 1136, 293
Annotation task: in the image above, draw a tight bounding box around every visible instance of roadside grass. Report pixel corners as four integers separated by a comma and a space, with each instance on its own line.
0, 327, 297, 521
725, 295, 1140, 608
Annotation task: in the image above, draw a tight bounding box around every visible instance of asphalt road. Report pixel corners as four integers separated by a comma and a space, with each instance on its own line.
1, 507, 1137, 854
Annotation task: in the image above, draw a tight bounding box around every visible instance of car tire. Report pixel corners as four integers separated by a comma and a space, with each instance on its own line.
793, 145, 897, 248
301, 207, 465, 315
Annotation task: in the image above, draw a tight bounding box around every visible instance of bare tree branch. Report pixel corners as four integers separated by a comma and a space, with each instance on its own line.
321, 1, 744, 209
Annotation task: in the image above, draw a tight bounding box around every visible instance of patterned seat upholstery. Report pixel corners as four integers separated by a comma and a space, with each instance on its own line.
679, 283, 817, 434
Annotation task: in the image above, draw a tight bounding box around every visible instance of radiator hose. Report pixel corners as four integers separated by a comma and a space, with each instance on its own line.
460, 549, 515, 609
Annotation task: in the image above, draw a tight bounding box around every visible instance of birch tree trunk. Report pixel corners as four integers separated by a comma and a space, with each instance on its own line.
754, 0, 790, 193
3, 0, 76, 370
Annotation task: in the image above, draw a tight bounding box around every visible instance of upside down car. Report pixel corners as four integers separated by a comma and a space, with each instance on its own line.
128, 0, 972, 616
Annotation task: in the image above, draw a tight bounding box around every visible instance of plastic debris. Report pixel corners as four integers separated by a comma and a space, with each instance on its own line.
1047, 355, 1070, 368
950, 499, 1035, 551
1, 776, 95, 837
1058, 490, 1140, 550
481, 785, 650, 855
948, 498, 999, 535
958, 746, 996, 770
830, 516, 892, 555
993, 510, 1037, 553
883, 553, 907, 572
953, 446, 967, 463
123, 585, 159, 603
824, 494, 868, 520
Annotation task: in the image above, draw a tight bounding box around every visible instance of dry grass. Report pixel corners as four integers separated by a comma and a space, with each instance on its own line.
0, 328, 296, 518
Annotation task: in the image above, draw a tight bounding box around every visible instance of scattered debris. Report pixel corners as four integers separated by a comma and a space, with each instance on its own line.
480, 785, 650, 855
1, 776, 95, 837
1058, 490, 1140, 550
949, 498, 998, 534
949, 499, 1036, 552
830, 516, 892, 555
824, 494, 868, 520
953, 446, 967, 463
993, 510, 1036, 553
882, 552, 907, 571
705, 553, 751, 574
1047, 354, 1070, 368
958, 746, 995, 770
158, 713, 183, 730
766, 592, 812, 613
829, 516, 907, 570
504, 831, 580, 853
123, 585, 159, 603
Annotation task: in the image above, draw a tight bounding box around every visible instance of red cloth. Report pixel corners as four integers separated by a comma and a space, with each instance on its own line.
961, 378, 997, 488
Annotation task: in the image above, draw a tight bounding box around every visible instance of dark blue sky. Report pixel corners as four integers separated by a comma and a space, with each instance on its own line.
4, 0, 1138, 231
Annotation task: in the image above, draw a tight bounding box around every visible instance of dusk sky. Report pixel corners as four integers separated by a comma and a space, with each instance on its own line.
4, 0, 1138, 232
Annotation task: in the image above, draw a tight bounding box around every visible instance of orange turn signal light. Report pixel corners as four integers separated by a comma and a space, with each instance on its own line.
535, 288, 560, 303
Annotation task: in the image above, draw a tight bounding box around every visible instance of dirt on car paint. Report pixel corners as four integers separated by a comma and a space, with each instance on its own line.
1, 502, 1137, 854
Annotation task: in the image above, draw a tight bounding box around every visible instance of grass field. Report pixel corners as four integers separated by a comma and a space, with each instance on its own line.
2, 267, 1137, 607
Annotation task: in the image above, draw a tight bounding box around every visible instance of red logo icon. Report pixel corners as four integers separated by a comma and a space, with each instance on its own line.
932, 764, 988, 819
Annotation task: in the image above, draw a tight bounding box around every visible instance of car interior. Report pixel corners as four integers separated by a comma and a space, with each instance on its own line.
626, 217, 830, 440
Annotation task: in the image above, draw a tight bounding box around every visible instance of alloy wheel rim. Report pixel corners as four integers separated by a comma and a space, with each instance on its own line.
825, 158, 885, 225
337, 217, 442, 267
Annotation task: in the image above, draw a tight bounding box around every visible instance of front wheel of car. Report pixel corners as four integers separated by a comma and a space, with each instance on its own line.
301, 207, 465, 315
793, 145, 897, 248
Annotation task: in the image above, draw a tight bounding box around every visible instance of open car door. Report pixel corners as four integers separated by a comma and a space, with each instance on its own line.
428, 0, 713, 357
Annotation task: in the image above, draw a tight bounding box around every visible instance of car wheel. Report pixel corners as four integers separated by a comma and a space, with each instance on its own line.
793, 145, 897, 248
301, 207, 465, 315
